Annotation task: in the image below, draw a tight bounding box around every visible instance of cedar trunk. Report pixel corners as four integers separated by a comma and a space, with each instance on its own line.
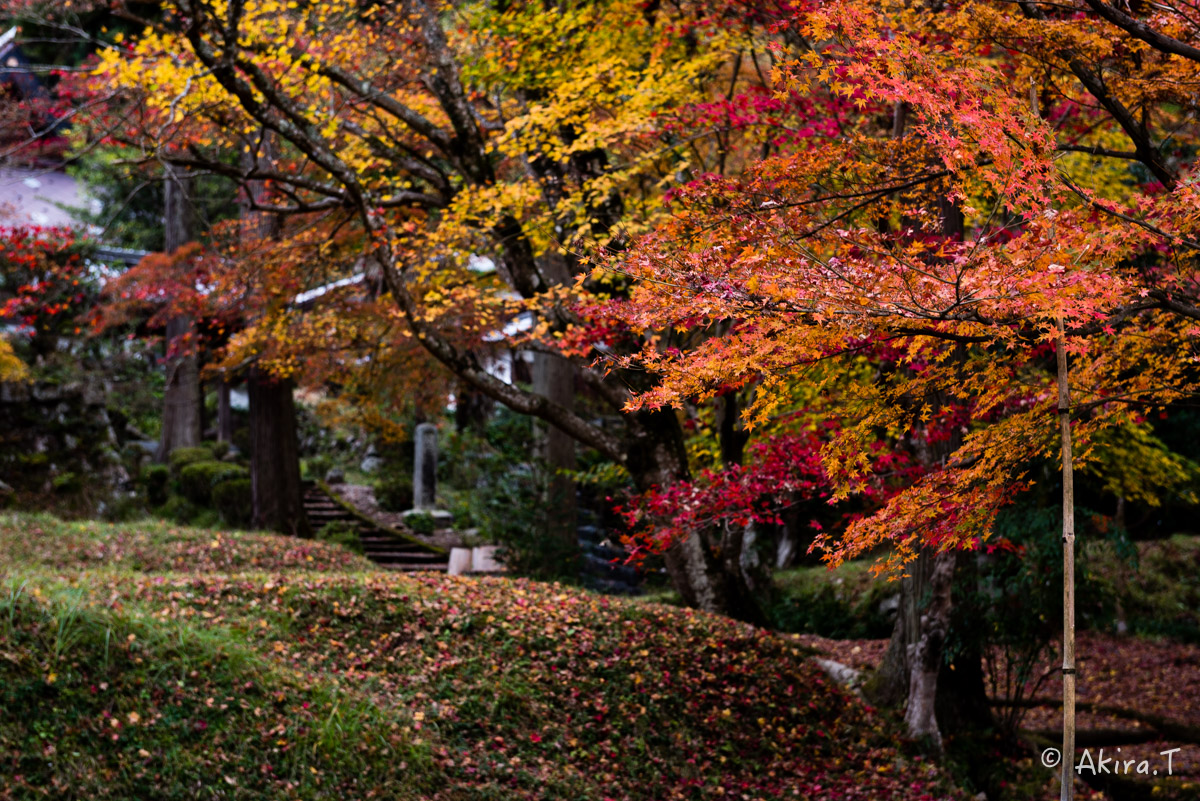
241, 137, 308, 538
156, 168, 201, 462
157, 314, 202, 462
533, 351, 578, 559
216, 380, 234, 444
248, 366, 310, 537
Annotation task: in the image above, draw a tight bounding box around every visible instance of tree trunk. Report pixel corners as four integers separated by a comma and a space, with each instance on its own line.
864, 100, 993, 743
626, 408, 765, 624
868, 404, 994, 745
156, 167, 201, 462
661, 527, 765, 625
248, 363, 310, 537
453, 380, 492, 433
904, 548, 956, 751
239, 136, 308, 537
936, 551, 995, 736
868, 550, 932, 708
533, 351, 578, 560
716, 391, 749, 467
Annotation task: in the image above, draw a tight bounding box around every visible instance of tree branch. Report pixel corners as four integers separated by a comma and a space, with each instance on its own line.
1082, 0, 1200, 63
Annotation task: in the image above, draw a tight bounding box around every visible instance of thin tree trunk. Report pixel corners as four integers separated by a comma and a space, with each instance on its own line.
156, 166, 201, 462
1057, 314, 1077, 800
248, 366, 310, 536
533, 351, 577, 561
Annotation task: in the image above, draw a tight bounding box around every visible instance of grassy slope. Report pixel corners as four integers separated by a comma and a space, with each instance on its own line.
0, 512, 965, 801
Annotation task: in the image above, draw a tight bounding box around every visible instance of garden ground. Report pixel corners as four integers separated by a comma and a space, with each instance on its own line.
3, 512, 1198, 800
0, 512, 963, 801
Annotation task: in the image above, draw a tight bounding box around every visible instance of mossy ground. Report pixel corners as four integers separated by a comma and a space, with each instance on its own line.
0, 512, 966, 800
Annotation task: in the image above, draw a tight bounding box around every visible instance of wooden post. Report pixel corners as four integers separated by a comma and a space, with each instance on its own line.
1057, 313, 1076, 800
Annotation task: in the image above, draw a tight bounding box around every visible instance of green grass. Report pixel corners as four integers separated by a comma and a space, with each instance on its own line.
0, 512, 968, 800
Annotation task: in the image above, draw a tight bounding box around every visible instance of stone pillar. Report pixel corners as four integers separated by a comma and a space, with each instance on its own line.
413, 422, 437, 510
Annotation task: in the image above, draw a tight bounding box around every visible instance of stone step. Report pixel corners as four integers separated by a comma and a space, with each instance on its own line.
363, 546, 428, 555
368, 551, 447, 561
378, 562, 450, 572
301, 482, 447, 572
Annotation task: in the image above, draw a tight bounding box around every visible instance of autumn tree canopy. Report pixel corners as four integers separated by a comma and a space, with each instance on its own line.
43, 0, 822, 617
608, 0, 1200, 573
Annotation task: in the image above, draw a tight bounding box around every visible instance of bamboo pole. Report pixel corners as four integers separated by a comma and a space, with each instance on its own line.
1057, 313, 1076, 801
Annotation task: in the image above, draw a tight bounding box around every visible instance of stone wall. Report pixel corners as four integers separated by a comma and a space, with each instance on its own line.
0, 380, 130, 515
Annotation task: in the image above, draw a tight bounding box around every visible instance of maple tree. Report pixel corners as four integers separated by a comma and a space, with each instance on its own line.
0, 225, 98, 362
601, 0, 1200, 758
24, 0, 835, 617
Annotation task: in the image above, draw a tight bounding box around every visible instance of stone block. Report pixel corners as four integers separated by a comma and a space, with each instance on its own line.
471, 545, 503, 573
447, 547, 473, 576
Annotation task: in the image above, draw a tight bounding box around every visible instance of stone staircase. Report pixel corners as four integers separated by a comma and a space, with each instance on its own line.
302, 482, 449, 572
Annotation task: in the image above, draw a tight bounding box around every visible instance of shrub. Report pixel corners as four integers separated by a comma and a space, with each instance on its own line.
305, 454, 333, 480
179, 461, 248, 506
375, 474, 413, 512
141, 463, 170, 506
768, 581, 892, 640
157, 494, 197, 524
209, 440, 231, 460
212, 478, 253, 528
445, 409, 576, 580
51, 472, 82, 494
169, 446, 214, 477
406, 511, 437, 536
316, 520, 363, 553
443, 489, 475, 529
